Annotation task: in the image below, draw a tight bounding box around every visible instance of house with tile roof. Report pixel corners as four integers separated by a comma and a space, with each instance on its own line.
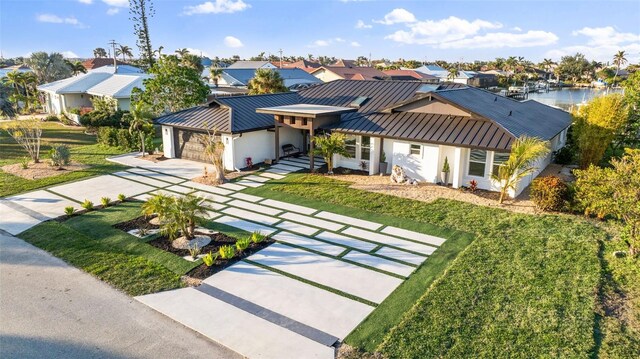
81, 58, 128, 71
383, 69, 439, 83
311, 66, 389, 82
155, 80, 570, 197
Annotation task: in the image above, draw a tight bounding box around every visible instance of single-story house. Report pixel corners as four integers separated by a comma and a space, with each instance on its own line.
82, 58, 128, 71
155, 80, 570, 197
214, 68, 322, 90
383, 69, 439, 83
311, 66, 389, 82
280, 59, 323, 73
226, 61, 277, 69
38, 66, 149, 115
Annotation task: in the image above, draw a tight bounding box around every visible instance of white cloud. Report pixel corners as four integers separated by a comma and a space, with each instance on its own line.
183, 0, 250, 15
351, 41, 361, 47
335, 37, 346, 43
546, 26, 640, 62
78, 0, 92, 4
36, 14, 85, 27
102, 0, 128, 7
386, 16, 502, 45
374, 8, 416, 25
61, 51, 79, 58
310, 40, 330, 47
106, 8, 120, 15
572, 26, 640, 46
355, 20, 372, 29
439, 30, 558, 49
224, 36, 244, 48
185, 47, 212, 57
512, 26, 522, 32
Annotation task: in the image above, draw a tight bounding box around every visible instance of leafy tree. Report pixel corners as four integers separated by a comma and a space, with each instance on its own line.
93, 47, 107, 58
128, 101, 154, 156
209, 66, 223, 87
115, 45, 134, 61
181, 53, 204, 73
65, 60, 87, 76
168, 194, 207, 241
557, 53, 592, 83
620, 72, 640, 148
129, 0, 155, 69
132, 54, 209, 114
247, 68, 287, 95
491, 136, 550, 204
0, 83, 16, 118
198, 126, 225, 184
573, 94, 628, 168
575, 149, 640, 256
612, 50, 628, 85
310, 132, 352, 175
4, 118, 43, 162
447, 67, 459, 81
175, 48, 189, 57
26, 52, 72, 84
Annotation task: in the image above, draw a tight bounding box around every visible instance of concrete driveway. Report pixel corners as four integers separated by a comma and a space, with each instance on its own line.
0, 233, 240, 359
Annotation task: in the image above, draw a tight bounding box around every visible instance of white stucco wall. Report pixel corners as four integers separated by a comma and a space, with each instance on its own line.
117, 98, 131, 111
161, 126, 175, 158
228, 127, 303, 171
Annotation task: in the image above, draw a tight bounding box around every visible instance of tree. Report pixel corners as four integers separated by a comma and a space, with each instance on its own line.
93, 47, 107, 58
181, 53, 204, 73
574, 149, 640, 256
4, 118, 43, 163
169, 194, 207, 241
129, 0, 155, 69
573, 94, 628, 168
447, 67, 460, 81
309, 132, 352, 175
247, 68, 288, 95
198, 126, 225, 184
620, 72, 640, 148
209, 66, 223, 87
175, 48, 189, 57
26, 52, 72, 84
557, 53, 591, 83
115, 45, 133, 61
132, 54, 209, 114
612, 50, 628, 85
491, 136, 550, 204
65, 60, 87, 76
128, 101, 154, 156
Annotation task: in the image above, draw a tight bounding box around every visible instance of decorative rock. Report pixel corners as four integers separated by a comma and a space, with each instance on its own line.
390, 165, 407, 184
172, 235, 211, 249
127, 228, 160, 238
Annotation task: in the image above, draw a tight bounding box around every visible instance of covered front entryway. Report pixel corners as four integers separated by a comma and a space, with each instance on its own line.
256, 104, 357, 171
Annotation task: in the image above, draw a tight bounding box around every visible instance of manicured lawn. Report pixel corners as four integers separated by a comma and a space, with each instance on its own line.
242, 173, 625, 357
0, 121, 128, 197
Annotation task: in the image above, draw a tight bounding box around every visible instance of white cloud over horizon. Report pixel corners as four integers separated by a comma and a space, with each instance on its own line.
106, 8, 120, 15
351, 41, 361, 47
36, 14, 86, 28
224, 36, 244, 48
440, 30, 558, 49
546, 26, 640, 62
355, 20, 372, 29
308, 37, 355, 48
102, 0, 128, 7
374, 8, 416, 25
183, 0, 250, 15
61, 51, 80, 58
386, 15, 502, 45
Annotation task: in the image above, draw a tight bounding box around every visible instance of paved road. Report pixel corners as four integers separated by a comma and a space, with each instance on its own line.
0, 234, 241, 359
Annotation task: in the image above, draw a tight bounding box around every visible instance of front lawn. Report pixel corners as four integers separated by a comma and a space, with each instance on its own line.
0, 121, 128, 197
242, 173, 631, 357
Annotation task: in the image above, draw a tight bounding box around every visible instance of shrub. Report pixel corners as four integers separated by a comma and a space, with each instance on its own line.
202, 251, 218, 267
469, 179, 478, 192
49, 144, 71, 168
96, 127, 137, 150
68, 107, 81, 115
189, 243, 201, 260
80, 109, 127, 128
64, 206, 75, 216
117, 193, 126, 202
44, 115, 59, 122
81, 199, 94, 210
530, 176, 570, 212
100, 197, 111, 207
236, 238, 251, 253
20, 157, 29, 169
554, 146, 575, 165
218, 245, 236, 259
250, 231, 266, 244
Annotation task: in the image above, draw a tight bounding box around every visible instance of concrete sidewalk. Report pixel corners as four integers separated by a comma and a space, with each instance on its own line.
0, 234, 240, 359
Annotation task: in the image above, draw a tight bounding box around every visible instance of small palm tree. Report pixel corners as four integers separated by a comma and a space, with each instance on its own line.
209, 66, 223, 87
310, 132, 352, 175
128, 102, 154, 156
447, 67, 459, 81
65, 60, 87, 76
115, 45, 133, 62
612, 50, 628, 85
247, 68, 288, 95
93, 47, 107, 58
170, 194, 207, 240
175, 48, 189, 57
491, 136, 550, 204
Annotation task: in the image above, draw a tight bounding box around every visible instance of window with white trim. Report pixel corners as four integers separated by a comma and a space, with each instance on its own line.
345, 135, 357, 158
410, 144, 421, 156
468, 149, 486, 177
360, 136, 371, 160
492, 152, 510, 175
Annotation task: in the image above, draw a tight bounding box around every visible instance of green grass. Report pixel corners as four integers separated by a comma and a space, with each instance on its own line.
0, 121, 128, 197
243, 173, 620, 357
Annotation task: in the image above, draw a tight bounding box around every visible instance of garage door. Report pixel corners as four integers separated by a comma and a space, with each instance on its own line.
174, 129, 208, 163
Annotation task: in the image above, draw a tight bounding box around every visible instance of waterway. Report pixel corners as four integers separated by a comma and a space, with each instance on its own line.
527, 87, 623, 110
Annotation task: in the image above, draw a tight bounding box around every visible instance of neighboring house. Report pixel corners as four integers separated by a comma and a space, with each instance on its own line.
38, 66, 149, 115
82, 58, 127, 71
311, 66, 389, 82
411, 64, 449, 78
280, 59, 322, 73
217, 68, 321, 90
415, 66, 498, 87
226, 61, 277, 69
156, 80, 570, 197
383, 69, 439, 83
331, 59, 358, 67
467, 72, 498, 88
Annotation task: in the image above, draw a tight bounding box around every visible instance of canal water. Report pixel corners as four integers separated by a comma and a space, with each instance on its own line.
527, 87, 623, 110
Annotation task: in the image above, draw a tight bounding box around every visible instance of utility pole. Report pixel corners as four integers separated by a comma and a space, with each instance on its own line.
279, 48, 283, 69
108, 40, 118, 69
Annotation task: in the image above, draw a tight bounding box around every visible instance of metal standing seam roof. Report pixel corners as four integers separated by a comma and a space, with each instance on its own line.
37, 72, 112, 94
86, 74, 150, 98
220, 68, 321, 87
155, 104, 232, 133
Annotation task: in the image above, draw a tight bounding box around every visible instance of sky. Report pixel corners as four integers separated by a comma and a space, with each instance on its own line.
0, 0, 639, 63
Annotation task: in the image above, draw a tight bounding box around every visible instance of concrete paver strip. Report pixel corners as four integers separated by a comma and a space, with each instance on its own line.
164, 185, 195, 194
271, 164, 304, 172
136, 288, 334, 359
5, 190, 79, 219
273, 232, 346, 256
375, 247, 427, 266
203, 262, 375, 339
236, 179, 264, 188
218, 183, 246, 191
48, 175, 156, 204
280, 212, 343, 232
260, 199, 316, 215
113, 171, 170, 188
266, 167, 293, 175
230, 193, 263, 203
315, 211, 382, 231
259, 172, 286, 180
277, 221, 320, 236
242, 175, 270, 183
223, 207, 280, 226
249, 243, 403, 304
126, 167, 186, 184
214, 215, 278, 236
0, 202, 42, 235
192, 190, 232, 204
315, 231, 378, 252
342, 251, 416, 277
381, 226, 446, 247
342, 227, 437, 255
182, 181, 234, 196
227, 199, 282, 216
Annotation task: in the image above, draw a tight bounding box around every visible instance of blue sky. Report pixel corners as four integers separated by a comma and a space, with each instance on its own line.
1, 0, 639, 63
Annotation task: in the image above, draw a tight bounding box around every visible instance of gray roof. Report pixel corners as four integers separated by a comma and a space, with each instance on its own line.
226, 61, 275, 69
221, 68, 321, 88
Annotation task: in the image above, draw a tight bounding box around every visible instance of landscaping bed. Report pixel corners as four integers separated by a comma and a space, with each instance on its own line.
112, 215, 161, 232
1, 160, 90, 180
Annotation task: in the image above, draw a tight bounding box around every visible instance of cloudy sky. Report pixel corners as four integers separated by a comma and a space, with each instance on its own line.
1, 0, 638, 63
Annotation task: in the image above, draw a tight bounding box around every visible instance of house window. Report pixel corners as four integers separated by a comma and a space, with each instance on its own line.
468, 149, 487, 177
360, 136, 371, 160
410, 144, 421, 156
345, 135, 357, 158
492, 152, 510, 175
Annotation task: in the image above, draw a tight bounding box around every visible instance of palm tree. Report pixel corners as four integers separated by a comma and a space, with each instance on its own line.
141, 192, 172, 223
2, 71, 24, 93
310, 133, 352, 175
128, 102, 154, 156
491, 136, 550, 204
93, 47, 107, 58
115, 45, 133, 62
447, 67, 460, 81
541, 58, 555, 78
247, 68, 288, 94
170, 194, 207, 240
65, 60, 87, 76
153, 46, 165, 58
209, 66, 223, 87
612, 50, 628, 85
175, 48, 189, 57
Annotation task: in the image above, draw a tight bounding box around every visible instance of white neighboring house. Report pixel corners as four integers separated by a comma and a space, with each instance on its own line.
37, 65, 150, 119
155, 80, 570, 198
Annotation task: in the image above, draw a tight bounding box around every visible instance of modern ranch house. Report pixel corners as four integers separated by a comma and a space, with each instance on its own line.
156, 80, 570, 197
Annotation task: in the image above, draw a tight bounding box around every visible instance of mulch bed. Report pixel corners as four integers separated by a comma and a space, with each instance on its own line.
112, 215, 160, 232
2, 161, 90, 180
137, 154, 167, 163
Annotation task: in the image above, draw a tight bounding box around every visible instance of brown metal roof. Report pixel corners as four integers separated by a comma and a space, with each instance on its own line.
311, 66, 389, 81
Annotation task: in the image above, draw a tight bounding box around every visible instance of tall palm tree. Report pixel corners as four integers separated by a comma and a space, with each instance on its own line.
65, 59, 87, 76
612, 50, 628, 85
128, 102, 154, 156
209, 66, 223, 87
247, 68, 288, 95
93, 47, 107, 58
2, 71, 24, 93
447, 67, 460, 81
115, 45, 133, 62
175, 48, 189, 57
491, 136, 550, 204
